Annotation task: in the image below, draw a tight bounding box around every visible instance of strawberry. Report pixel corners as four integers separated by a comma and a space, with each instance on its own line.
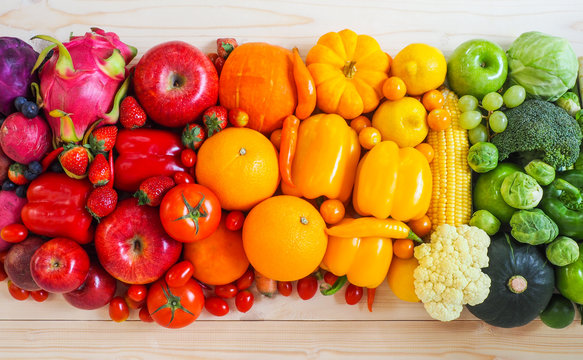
203, 105, 228, 137
217, 38, 238, 59
88, 153, 111, 186
120, 96, 147, 129
88, 126, 118, 154
214, 56, 225, 76
134, 175, 176, 206
207, 52, 219, 63
8, 163, 29, 185
182, 123, 207, 150
86, 186, 118, 220
59, 145, 92, 179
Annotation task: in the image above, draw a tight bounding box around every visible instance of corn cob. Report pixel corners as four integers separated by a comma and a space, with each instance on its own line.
426, 88, 472, 231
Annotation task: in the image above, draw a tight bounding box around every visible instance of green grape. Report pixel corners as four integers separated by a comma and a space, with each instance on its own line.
489, 111, 508, 133
468, 124, 488, 145
482, 92, 504, 111
459, 110, 483, 130
458, 95, 479, 112
503, 85, 526, 108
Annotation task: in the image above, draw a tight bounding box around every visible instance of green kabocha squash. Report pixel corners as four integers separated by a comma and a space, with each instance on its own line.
467, 232, 554, 328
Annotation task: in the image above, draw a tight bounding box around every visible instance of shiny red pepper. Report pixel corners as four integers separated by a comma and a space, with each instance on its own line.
114, 129, 186, 192
21, 172, 94, 244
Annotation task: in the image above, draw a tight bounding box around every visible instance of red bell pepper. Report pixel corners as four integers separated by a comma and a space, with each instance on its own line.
114, 129, 186, 192
21, 172, 94, 244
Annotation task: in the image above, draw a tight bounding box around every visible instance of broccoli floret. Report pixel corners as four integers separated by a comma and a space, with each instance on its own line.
491, 99, 582, 169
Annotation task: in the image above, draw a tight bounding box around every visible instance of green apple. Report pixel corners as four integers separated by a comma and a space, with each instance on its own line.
447, 39, 508, 100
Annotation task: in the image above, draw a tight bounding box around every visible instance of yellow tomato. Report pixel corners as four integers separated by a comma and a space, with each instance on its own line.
372, 97, 428, 148
387, 256, 420, 303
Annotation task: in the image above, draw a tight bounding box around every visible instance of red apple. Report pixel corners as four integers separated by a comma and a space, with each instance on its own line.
95, 198, 182, 284
4, 236, 44, 291
63, 260, 117, 310
30, 237, 90, 293
133, 41, 219, 128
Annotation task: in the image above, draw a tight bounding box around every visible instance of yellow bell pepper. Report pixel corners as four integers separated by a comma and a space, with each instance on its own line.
352, 140, 432, 221
281, 113, 360, 202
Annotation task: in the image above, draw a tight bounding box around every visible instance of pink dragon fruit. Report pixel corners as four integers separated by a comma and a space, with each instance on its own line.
32, 28, 137, 144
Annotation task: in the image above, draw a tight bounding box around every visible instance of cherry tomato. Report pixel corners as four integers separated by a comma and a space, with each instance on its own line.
228, 109, 250, 128
358, 127, 381, 150
173, 171, 195, 185
235, 290, 254, 313
109, 296, 130, 323
345, 284, 364, 305
382, 76, 407, 101
205, 296, 230, 316
180, 149, 197, 168
297, 275, 318, 300
0, 265, 7, 282
319, 199, 345, 225
30, 289, 49, 302
323, 271, 338, 286
147, 278, 204, 329
393, 238, 415, 260
138, 305, 154, 323
160, 183, 222, 243
225, 211, 245, 231
422, 89, 444, 111
349, 116, 372, 134
7, 280, 29, 301
127, 284, 148, 303
165, 260, 195, 288
415, 143, 434, 163
427, 109, 451, 131
236, 268, 255, 291
407, 215, 432, 238
125, 294, 145, 310
214, 283, 238, 299
277, 281, 293, 297
1, 223, 29, 244
270, 129, 282, 151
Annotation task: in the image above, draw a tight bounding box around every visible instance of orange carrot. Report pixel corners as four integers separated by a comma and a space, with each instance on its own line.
292, 47, 316, 120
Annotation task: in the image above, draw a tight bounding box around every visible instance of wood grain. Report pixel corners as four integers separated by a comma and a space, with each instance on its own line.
1, 0, 583, 358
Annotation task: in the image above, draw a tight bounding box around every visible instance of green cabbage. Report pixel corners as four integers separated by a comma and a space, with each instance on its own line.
507, 31, 578, 101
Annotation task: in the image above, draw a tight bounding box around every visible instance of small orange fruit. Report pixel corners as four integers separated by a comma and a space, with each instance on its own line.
349, 115, 372, 134
382, 76, 407, 101
242, 195, 328, 282
358, 127, 381, 150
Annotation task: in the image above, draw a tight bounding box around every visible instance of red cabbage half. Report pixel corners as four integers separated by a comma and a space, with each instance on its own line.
0, 37, 39, 116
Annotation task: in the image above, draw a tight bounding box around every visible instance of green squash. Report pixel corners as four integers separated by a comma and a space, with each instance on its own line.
467, 232, 554, 328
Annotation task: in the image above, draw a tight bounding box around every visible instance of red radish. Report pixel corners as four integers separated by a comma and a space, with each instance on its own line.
0, 113, 51, 165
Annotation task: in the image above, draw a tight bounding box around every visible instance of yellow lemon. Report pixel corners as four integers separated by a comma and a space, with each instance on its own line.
391, 44, 447, 96
372, 97, 428, 148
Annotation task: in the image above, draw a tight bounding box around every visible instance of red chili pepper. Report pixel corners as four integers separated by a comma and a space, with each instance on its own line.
114, 129, 186, 192
40, 147, 64, 172
367, 287, 376, 313
20, 173, 94, 244
279, 115, 300, 187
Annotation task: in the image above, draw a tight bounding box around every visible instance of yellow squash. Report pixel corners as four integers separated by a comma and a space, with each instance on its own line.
352, 140, 431, 221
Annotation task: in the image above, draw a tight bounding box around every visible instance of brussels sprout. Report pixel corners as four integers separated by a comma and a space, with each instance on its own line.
500, 172, 543, 209
555, 92, 581, 117
510, 208, 559, 245
524, 159, 556, 186
467, 142, 498, 173
469, 209, 501, 235
546, 236, 580, 266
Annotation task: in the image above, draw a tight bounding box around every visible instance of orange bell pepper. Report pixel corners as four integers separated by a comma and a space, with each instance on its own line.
281, 113, 360, 202
352, 140, 431, 221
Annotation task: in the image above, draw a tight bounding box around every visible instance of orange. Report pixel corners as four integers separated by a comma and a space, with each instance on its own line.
242, 195, 328, 282
183, 216, 249, 285
372, 96, 428, 148
391, 44, 447, 96
195, 127, 280, 211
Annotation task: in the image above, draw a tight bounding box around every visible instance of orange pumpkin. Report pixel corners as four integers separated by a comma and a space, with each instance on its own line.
306, 29, 391, 120
219, 43, 297, 134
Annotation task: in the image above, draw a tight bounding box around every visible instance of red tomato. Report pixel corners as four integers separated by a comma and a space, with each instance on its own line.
1, 223, 29, 244
214, 284, 238, 299
205, 296, 229, 316
7, 280, 29, 301
235, 268, 255, 291
277, 281, 293, 297
159, 184, 222, 243
228, 109, 250, 128
297, 275, 318, 300
109, 296, 130, 322
139, 305, 154, 323
345, 284, 364, 305
127, 284, 148, 303
225, 211, 245, 231
180, 149, 197, 168
173, 171, 195, 185
407, 215, 432, 238
323, 271, 338, 286
147, 278, 204, 329
393, 239, 415, 260
235, 290, 254, 313
319, 200, 345, 225
165, 260, 195, 288
30, 289, 49, 302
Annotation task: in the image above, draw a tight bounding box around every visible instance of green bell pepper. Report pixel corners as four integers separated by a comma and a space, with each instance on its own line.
473, 162, 523, 224
539, 170, 583, 240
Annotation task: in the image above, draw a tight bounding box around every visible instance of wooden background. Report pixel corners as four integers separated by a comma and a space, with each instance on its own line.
2, 0, 583, 358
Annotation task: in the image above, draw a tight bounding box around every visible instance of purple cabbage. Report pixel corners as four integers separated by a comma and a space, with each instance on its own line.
0, 37, 39, 116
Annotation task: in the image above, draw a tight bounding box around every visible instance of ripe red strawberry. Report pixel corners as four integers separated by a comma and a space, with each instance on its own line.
120, 96, 147, 129
203, 106, 228, 137
86, 186, 118, 220
214, 56, 225, 76
217, 38, 238, 59
207, 52, 219, 63
88, 153, 111, 186
182, 123, 207, 150
7, 163, 29, 185
133, 175, 176, 206
88, 126, 118, 153
59, 145, 91, 179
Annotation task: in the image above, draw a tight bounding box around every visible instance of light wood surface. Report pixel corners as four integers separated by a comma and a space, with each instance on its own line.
2, 1, 583, 359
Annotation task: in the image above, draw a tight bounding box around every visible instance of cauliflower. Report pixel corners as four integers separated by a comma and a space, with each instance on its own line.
413, 224, 491, 322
